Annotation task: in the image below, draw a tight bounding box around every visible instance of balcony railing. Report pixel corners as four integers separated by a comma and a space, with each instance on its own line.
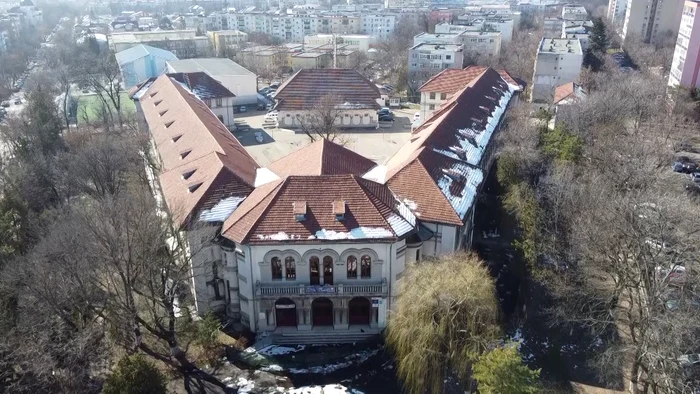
256, 280, 387, 298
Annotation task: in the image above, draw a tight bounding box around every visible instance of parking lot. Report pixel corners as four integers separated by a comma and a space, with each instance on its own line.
231, 108, 418, 166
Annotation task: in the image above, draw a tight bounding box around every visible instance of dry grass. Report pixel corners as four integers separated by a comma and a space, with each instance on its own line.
386, 252, 501, 394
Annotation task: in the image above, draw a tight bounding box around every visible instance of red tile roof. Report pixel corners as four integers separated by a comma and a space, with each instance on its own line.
274, 68, 382, 111
553, 82, 585, 105
221, 174, 415, 244
382, 67, 517, 225
266, 138, 376, 177
141, 74, 259, 228
418, 66, 521, 95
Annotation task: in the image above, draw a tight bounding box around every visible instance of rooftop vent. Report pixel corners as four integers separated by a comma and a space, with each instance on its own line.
449, 146, 468, 160
188, 182, 203, 193
293, 201, 307, 222
332, 200, 346, 221
442, 168, 464, 182
180, 150, 192, 160
182, 169, 196, 180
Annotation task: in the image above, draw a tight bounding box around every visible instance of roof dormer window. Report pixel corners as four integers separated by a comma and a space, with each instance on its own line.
180, 150, 192, 159
293, 201, 307, 222
188, 182, 203, 193
333, 200, 346, 221
182, 169, 196, 180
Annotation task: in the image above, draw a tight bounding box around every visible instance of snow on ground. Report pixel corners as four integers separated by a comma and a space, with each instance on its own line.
223, 377, 364, 394
286, 385, 364, 394
287, 349, 380, 375
258, 345, 307, 356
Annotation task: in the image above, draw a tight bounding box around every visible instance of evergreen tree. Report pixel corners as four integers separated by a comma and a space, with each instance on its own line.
589, 17, 609, 54
472, 344, 541, 394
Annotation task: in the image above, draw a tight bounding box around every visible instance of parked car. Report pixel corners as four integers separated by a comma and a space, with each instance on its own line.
239, 106, 247, 113
1, 101, 9, 108
259, 87, 271, 95
413, 112, 421, 121
378, 114, 394, 122
679, 354, 700, 367
691, 172, 700, 183
377, 107, 392, 116
673, 157, 698, 173
269, 82, 280, 89
14, 98, 21, 105
266, 103, 272, 110
264, 111, 278, 120
254, 131, 264, 143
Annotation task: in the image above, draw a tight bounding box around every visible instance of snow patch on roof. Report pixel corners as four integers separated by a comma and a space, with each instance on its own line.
255, 232, 301, 241
315, 227, 394, 240
362, 165, 387, 183
255, 167, 280, 187
199, 196, 246, 222
437, 165, 484, 220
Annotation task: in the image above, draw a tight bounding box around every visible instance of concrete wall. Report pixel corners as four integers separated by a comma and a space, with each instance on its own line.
532, 49, 583, 102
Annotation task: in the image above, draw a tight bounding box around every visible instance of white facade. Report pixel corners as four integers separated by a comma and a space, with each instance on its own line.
279, 109, 379, 129
419, 90, 450, 122
668, 0, 700, 89
532, 38, 583, 103
608, 0, 629, 26
562, 5, 588, 20
622, 0, 685, 43
460, 31, 502, 59
304, 34, 373, 52
408, 43, 465, 86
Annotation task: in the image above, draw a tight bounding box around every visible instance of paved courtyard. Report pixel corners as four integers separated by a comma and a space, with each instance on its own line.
231, 108, 417, 166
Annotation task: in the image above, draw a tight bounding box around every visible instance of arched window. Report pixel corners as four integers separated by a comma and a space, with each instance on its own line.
271, 257, 282, 280
285, 256, 296, 280
347, 255, 357, 279
310, 256, 320, 285
360, 255, 371, 279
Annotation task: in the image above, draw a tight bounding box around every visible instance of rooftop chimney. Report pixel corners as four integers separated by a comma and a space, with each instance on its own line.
294, 201, 307, 221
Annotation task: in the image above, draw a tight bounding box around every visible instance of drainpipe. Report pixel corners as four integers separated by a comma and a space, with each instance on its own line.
246, 244, 257, 333
434, 224, 439, 255
388, 242, 393, 315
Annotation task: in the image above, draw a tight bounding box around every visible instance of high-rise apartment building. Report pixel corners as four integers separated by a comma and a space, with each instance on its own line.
668, 0, 700, 89
608, 0, 629, 26
622, 0, 685, 43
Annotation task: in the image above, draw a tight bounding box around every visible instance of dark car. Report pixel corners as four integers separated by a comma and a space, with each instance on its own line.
673, 158, 698, 173
378, 114, 394, 122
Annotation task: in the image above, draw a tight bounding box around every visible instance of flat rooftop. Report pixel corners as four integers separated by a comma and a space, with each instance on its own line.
410, 42, 464, 51
538, 37, 582, 54
166, 58, 255, 76
109, 29, 197, 43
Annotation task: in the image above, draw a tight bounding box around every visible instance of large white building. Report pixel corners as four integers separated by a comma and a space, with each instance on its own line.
531, 38, 583, 103
109, 30, 212, 58
608, 0, 629, 26
408, 43, 465, 87
304, 34, 373, 52
622, 0, 685, 43
414, 30, 501, 59
668, 0, 700, 89
137, 67, 520, 343
166, 58, 258, 107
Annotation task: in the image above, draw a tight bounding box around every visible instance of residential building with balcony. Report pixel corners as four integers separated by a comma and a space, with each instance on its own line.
207, 29, 248, 56
408, 43, 465, 88
136, 67, 520, 343
622, 0, 685, 43
668, 0, 700, 89
303, 34, 373, 52
608, 0, 629, 26
531, 38, 583, 103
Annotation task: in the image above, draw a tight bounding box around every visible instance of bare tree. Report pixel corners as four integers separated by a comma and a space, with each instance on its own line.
295, 93, 350, 143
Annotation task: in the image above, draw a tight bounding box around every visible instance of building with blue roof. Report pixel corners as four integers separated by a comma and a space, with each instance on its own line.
116, 44, 178, 88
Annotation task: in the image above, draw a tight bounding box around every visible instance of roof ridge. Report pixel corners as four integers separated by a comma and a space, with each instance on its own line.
351, 175, 397, 235
223, 178, 285, 238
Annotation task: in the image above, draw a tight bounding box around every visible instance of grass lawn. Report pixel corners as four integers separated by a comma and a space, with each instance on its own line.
76, 92, 135, 124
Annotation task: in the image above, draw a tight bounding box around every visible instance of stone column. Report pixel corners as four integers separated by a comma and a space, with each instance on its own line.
298, 308, 312, 331
333, 301, 349, 330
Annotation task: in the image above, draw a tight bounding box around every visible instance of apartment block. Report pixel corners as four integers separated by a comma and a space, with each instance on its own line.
414, 30, 501, 59
304, 34, 373, 52
109, 30, 212, 58
668, 0, 700, 89
408, 43, 465, 87
622, 0, 685, 43
562, 5, 588, 20
207, 30, 248, 56
608, 0, 629, 26
531, 38, 583, 103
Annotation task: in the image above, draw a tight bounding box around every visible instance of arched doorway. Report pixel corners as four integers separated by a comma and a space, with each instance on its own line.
275, 298, 297, 327
348, 297, 371, 325
312, 298, 333, 326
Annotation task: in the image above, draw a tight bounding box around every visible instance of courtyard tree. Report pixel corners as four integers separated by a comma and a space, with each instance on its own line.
472, 344, 541, 394
386, 252, 501, 394
295, 93, 348, 144
103, 354, 166, 394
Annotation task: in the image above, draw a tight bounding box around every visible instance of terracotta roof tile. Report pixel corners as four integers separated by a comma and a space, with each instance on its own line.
266, 139, 376, 177
553, 82, 585, 105
419, 66, 521, 95
141, 74, 259, 228
382, 67, 517, 225
274, 69, 382, 111
221, 174, 415, 244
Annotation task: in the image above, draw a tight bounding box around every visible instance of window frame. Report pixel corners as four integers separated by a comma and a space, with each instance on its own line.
360, 255, 371, 279
271, 256, 283, 280
285, 256, 296, 280
347, 255, 358, 279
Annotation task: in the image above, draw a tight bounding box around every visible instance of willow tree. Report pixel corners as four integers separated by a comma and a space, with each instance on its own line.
386, 252, 501, 394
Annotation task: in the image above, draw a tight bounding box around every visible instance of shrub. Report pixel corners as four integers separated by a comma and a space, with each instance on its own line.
102, 354, 166, 394
473, 344, 540, 394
